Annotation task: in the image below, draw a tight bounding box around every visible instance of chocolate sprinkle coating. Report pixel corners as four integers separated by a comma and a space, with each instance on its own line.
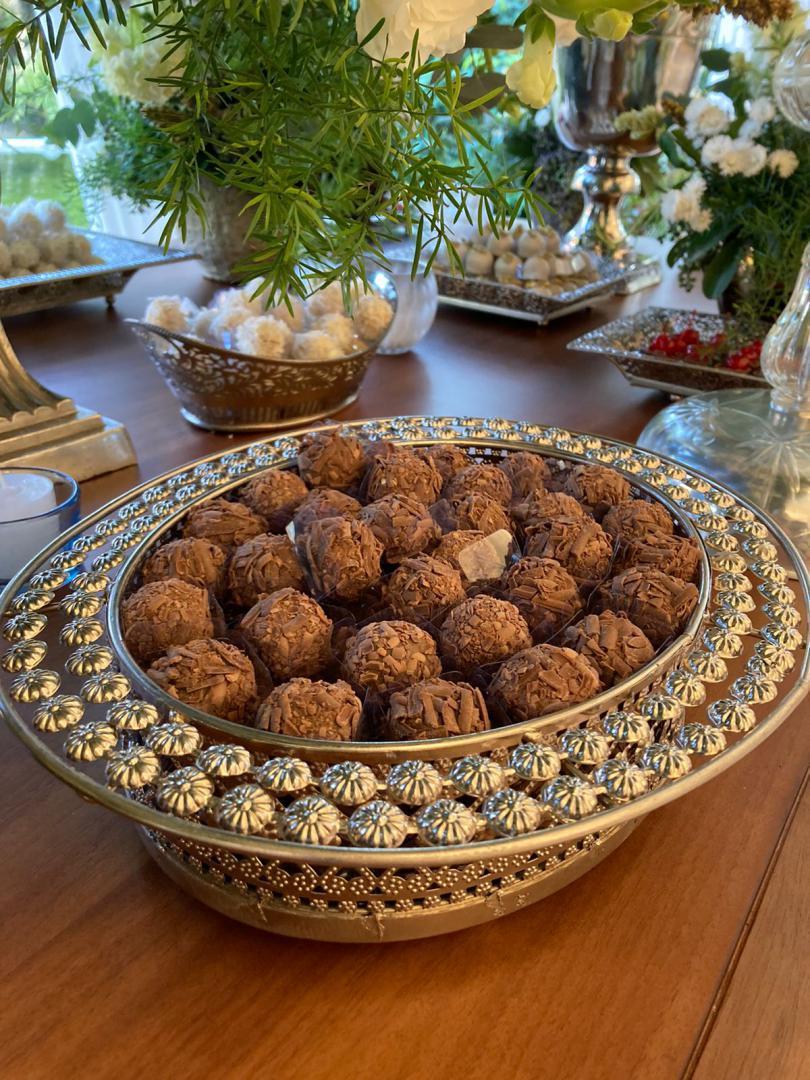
489, 644, 601, 721
501, 556, 583, 639
183, 497, 266, 552
599, 567, 699, 646
358, 493, 440, 563
525, 515, 613, 584
239, 588, 332, 680
300, 516, 383, 601
256, 677, 362, 740
292, 488, 361, 534
439, 595, 531, 673
121, 578, 214, 666
448, 492, 511, 534
366, 448, 442, 505
415, 444, 470, 483
444, 463, 513, 506
141, 537, 226, 594
561, 610, 655, 687
343, 619, 442, 693
433, 530, 487, 584
386, 555, 466, 622
148, 638, 257, 723
617, 528, 701, 582
239, 469, 308, 532
512, 490, 586, 533
296, 429, 367, 490
384, 678, 490, 739
602, 498, 675, 541
564, 464, 632, 519
226, 534, 306, 608
499, 451, 550, 499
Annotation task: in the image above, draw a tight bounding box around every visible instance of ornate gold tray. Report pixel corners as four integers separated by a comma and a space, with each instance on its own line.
2, 417, 808, 943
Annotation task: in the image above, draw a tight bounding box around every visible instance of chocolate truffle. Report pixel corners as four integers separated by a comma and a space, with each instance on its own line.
386, 555, 466, 622
499, 451, 550, 499
444, 463, 512, 506
227, 534, 305, 608
342, 620, 441, 693
384, 678, 490, 739
358, 494, 440, 563
366, 448, 442, 505
525, 515, 613, 584
239, 469, 308, 532
502, 557, 583, 638
433, 529, 487, 584
416, 444, 470, 483
512, 490, 586, 532
602, 498, 674, 541
599, 567, 699, 646
121, 578, 214, 666
561, 611, 655, 687
300, 517, 383, 601
239, 588, 332, 680
489, 644, 601, 721
617, 529, 701, 582
296, 429, 367, 490
292, 488, 361, 533
563, 463, 632, 518
448, 492, 511, 534
147, 638, 256, 723
256, 677, 362, 740
183, 497, 266, 552
439, 595, 531, 673
140, 537, 226, 594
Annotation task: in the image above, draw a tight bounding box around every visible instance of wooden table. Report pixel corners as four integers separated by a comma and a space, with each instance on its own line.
2, 262, 807, 1080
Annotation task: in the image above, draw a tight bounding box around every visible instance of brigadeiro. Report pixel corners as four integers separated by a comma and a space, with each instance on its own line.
498, 451, 550, 499
416, 444, 470, 483
439, 595, 531, 673
384, 677, 490, 739
183, 497, 266, 552
444, 463, 512, 506
342, 619, 442, 693
256, 677, 362, 740
563, 463, 632, 519
525, 515, 613, 584
561, 611, 655, 687
602, 498, 674, 541
366, 447, 442, 505
121, 578, 214, 666
140, 536, 226, 594
296, 428, 367, 490
147, 638, 257, 723
239, 469, 308, 532
489, 643, 601, 721
226, 533, 306, 608
617, 529, 701, 582
358, 493, 440, 563
292, 488, 361, 534
300, 516, 383, 601
447, 492, 511, 534
433, 529, 487, 584
599, 567, 699, 646
501, 556, 583, 638
512, 490, 585, 532
239, 587, 332, 680
386, 555, 466, 622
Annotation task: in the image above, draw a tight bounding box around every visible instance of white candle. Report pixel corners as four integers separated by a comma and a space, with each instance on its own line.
0, 471, 59, 582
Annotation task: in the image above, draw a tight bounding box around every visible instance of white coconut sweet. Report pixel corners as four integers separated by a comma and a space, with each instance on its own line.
189, 306, 219, 341
307, 281, 344, 318
569, 250, 594, 274
144, 295, 197, 333
463, 245, 494, 277
543, 228, 561, 254
270, 296, 307, 332
494, 252, 522, 283
38, 232, 72, 266
0, 241, 10, 274
69, 232, 93, 263
7, 204, 43, 242
522, 255, 551, 282
353, 293, 394, 342
516, 229, 547, 258
209, 302, 255, 341
293, 330, 342, 361
35, 200, 67, 231
234, 315, 293, 360
552, 255, 574, 277
487, 231, 515, 255
8, 239, 39, 270
314, 312, 355, 353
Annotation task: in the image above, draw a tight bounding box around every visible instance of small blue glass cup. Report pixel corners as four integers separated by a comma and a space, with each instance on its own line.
0, 467, 80, 587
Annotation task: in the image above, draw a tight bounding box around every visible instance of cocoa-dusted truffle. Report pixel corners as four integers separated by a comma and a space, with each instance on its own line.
439, 595, 531, 673
617, 529, 701, 582
343, 620, 441, 693
300, 517, 383, 601
599, 567, 699, 646
239, 588, 332, 679
292, 488, 361, 534
226, 534, 305, 608
296, 429, 367, 490
147, 638, 256, 723
562, 611, 655, 687
256, 677, 362, 740
444, 463, 512, 506
416, 444, 470, 483
433, 529, 487, 584
602, 498, 674, 541
525, 515, 613, 584
498, 451, 550, 499
489, 644, 601, 721
140, 537, 226, 594
366, 448, 442, 505
448, 492, 511, 534
502, 557, 583, 638
358, 494, 440, 563
121, 578, 214, 666
239, 469, 308, 532
563, 463, 632, 518
384, 678, 490, 739
386, 555, 466, 622
512, 490, 586, 532
183, 497, 266, 552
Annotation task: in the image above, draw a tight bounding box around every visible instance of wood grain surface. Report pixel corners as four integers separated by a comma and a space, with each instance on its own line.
1, 260, 806, 1080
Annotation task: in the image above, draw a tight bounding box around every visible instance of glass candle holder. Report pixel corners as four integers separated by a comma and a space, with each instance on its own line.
372, 250, 438, 355
0, 467, 80, 585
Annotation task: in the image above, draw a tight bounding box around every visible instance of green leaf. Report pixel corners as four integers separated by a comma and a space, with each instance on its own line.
659, 130, 687, 168
702, 239, 745, 299
701, 47, 731, 72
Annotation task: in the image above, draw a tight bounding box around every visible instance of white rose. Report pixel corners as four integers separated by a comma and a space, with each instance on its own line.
683, 174, 706, 199
767, 148, 799, 178
684, 94, 733, 141
505, 24, 557, 109
701, 134, 733, 167
748, 97, 775, 126
690, 208, 712, 233
357, 0, 494, 61
717, 138, 767, 178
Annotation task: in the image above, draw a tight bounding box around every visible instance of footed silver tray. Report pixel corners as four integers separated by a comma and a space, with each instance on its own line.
1, 416, 807, 943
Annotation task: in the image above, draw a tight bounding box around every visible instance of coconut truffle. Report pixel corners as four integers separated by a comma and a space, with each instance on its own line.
270, 296, 307, 332
140, 537, 227, 594
599, 567, 699, 646
292, 488, 361, 535
386, 555, 466, 622
564, 464, 632, 519
447, 492, 511, 535
144, 295, 197, 334
293, 330, 342, 361
300, 517, 383, 601
525, 515, 613, 584
239, 469, 308, 532
439, 595, 531, 673
502, 557, 583, 639
183, 497, 266, 552
233, 314, 293, 360
358, 494, 440, 563
444, 463, 512, 506
561, 611, 655, 687
415, 444, 471, 483
239, 588, 332, 680
617, 529, 701, 582
602, 498, 675, 541
297, 429, 367, 490
489, 644, 601, 721
9, 239, 39, 270
353, 293, 394, 341
315, 312, 355, 353
366, 448, 442, 505
343, 620, 441, 694
499, 451, 550, 499
256, 677, 362, 740
226, 534, 306, 608
307, 280, 344, 317
147, 638, 257, 723
121, 578, 214, 666
511, 490, 586, 532
384, 678, 490, 740
433, 530, 487, 584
